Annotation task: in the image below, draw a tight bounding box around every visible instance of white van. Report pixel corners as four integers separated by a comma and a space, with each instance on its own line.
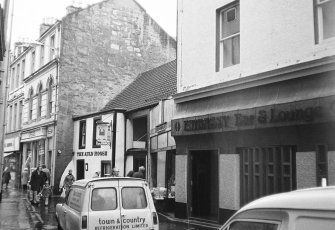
56, 177, 159, 230
220, 186, 335, 230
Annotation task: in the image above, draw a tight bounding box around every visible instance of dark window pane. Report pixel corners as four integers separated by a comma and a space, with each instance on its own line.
226, 8, 236, 22
230, 221, 278, 230
122, 187, 147, 209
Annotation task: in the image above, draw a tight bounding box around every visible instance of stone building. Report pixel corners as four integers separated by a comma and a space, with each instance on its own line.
171, 0, 335, 224
4, 0, 176, 192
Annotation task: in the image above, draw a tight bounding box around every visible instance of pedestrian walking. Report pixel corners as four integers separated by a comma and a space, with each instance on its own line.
61, 169, 75, 196
29, 166, 45, 204
2, 168, 11, 189
21, 168, 29, 191
126, 170, 134, 177
39, 180, 52, 206
41, 165, 50, 183
133, 166, 145, 179
111, 168, 120, 177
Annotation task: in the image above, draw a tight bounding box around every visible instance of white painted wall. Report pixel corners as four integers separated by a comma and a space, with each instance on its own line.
177, 0, 335, 92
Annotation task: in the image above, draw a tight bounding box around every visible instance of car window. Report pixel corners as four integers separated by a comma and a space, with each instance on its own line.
229, 221, 278, 230
121, 187, 147, 209
296, 217, 335, 230
91, 188, 117, 211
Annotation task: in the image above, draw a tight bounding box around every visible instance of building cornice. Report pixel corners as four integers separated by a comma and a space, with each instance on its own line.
21, 120, 57, 133
72, 108, 127, 121
23, 58, 58, 84
174, 56, 335, 104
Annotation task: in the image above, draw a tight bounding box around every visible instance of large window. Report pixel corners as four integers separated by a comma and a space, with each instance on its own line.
47, 78, 53, 115
50, 35, 55, 60
239, 146, 296, 206
315, 0, 335, 43
92, 117, 101, 148
21, 60, 25, 84
229, 221, 279, 230
91, 188, 117, 211
216, 1, 240, 71
11, 67, 15, 90
28, 88, 34, 120
13, 103, 17, 131
19, 101, 23, 129
31, 51, 36, 73
37, 84, 42, 118
40, 44, 45, 66
16, 64, 20, 88
79, 120, 86, 149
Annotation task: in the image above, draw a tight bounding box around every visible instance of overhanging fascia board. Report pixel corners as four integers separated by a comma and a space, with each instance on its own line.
174, 56, 335, 104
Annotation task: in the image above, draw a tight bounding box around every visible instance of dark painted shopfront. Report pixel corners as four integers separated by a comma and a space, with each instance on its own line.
171, 71, 335, 224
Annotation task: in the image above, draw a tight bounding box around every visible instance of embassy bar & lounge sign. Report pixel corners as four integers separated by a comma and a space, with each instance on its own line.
172, 97, 335, 136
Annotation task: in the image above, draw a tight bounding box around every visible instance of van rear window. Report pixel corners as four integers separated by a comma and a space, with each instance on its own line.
121, 187, 147, 209
229, 221, 278, 230
91, 188, 117, 211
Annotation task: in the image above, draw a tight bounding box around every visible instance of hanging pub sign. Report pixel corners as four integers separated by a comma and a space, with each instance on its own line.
96, 121, 112, 145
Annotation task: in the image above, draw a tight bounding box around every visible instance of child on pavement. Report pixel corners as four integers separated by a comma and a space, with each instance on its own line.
39, 180, 52, 206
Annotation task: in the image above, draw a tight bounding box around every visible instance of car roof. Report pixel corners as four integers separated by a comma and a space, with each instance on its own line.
72, 177, 145, 188
238, 186, 335, 213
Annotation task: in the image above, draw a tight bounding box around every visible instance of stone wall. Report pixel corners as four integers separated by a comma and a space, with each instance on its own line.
54, 0, 176, 189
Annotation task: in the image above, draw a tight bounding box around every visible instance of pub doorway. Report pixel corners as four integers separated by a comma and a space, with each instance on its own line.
76, 159, 85, 180
190, 150, 219, 222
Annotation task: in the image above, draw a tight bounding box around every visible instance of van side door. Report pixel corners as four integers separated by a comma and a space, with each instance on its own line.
119, 180, 154, 230
65, 187, 85, 230
88, 181, 121, 230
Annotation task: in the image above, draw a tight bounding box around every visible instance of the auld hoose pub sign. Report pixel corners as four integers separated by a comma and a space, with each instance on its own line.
172, 97, 335, 136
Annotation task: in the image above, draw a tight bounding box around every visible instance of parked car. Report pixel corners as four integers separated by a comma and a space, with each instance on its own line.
220, 186, 335, 230
56, 177, 159, 230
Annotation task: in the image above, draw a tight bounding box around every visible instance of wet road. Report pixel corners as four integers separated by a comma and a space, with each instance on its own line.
0, 182, 219, 230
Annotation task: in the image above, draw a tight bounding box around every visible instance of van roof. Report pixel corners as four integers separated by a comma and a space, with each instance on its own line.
72, 177, 145, 188
239, 186, 335, 213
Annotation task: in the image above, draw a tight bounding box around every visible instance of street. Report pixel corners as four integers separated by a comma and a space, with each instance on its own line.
0, 181, 219, 230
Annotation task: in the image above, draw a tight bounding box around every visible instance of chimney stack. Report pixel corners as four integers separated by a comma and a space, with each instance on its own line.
66, 5, 81, 14
40, 18, 55, 36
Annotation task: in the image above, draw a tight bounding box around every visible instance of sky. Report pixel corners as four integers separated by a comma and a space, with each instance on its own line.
7, 0, 177, 47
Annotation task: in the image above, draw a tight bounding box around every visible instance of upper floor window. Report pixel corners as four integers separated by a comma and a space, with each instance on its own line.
315, 0, 335, 43
31, 51, 36, 73
40, 44, 45, 66
316, 145, 328, 186
13, 103, 17, 130
11, 67, 15, 90
19, 101, 23, 129
37, 84, 43, 118
216, 1, 240, 71
21, 60, 25, 83
28, 88, 34, 120
47, 78, 53, 115
92, 117, 101, 148
79, 120, 86, 149
16, 63, 20, 88
50, 35, 55, 60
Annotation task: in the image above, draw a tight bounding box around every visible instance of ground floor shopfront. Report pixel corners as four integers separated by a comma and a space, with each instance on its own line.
171, 71, 335, 224
21, 125, 56, 185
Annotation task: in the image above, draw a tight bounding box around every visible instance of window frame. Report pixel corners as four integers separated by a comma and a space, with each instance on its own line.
50, 34, 55, 60
40, 44, 45, 66
28, 89, 34, 120
216, 0, 240, 71
316, 144, 328, 186
21, 59, 25, 84
92, 117, 101, 148
227, 219, 280, 230
47, 79, 53, 115
79, 120, 87, 149
314, 0, 335, 43
121, 187, 148, 210
37, 84, 43, 118
31, 51, 36, 73
16, 63, 20, 88
91, 187, 118, 211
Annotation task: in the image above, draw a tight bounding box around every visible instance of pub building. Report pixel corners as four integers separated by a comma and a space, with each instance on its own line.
172, 0, 335, 224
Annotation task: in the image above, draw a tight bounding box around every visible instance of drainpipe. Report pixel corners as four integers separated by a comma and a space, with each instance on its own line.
111, 111, 117, 168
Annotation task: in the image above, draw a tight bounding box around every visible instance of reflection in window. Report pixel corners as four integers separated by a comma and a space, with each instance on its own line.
230, 221, 278, 230
122, 187, 147, 209
91, 188, 117, 211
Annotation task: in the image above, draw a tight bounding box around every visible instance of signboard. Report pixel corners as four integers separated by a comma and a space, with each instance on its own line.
4, 137, 20, 152
96, 121, 112, 145
172, 96, 335, 136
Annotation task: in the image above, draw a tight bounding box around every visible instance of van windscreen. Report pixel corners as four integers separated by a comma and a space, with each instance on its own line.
121, 187, 147, 209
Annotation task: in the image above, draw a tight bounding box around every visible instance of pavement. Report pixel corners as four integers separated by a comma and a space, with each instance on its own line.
0, 181, 220, 230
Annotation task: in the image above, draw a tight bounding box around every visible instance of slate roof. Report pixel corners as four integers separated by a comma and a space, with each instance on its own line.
101, 60, 177, 112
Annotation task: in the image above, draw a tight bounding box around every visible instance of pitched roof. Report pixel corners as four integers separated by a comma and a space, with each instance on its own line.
101, 60, 176, 112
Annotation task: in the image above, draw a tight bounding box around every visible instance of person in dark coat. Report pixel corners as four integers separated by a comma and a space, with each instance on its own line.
2, 168, 11, 189
29, 166, 45, 204
126, 170, 134, 177
21, 168, 29, 191
133, 166, 145, 179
